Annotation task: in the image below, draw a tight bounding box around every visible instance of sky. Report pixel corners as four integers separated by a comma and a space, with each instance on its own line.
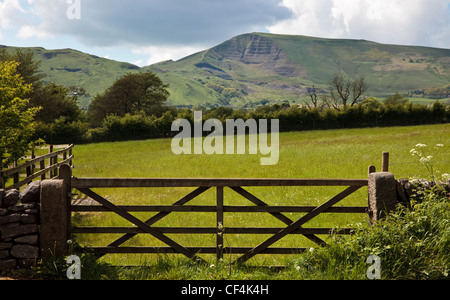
0, 0, 449, 66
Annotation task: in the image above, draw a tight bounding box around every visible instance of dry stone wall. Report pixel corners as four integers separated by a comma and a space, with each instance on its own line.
0, 181, 41, 271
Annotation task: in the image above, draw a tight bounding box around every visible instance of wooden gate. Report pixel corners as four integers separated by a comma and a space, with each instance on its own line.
63, 165, 368, 264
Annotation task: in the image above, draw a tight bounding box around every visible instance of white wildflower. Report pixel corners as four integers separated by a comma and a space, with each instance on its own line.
420, 157, 430, 164
416, 143, 427, 148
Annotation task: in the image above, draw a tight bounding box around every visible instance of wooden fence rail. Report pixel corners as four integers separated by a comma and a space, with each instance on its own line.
61, 165, 369, 264
0, 144, 74, 190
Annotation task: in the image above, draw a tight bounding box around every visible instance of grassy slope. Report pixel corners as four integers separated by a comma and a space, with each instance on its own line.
1, 46, 140, 108
148, 33, 450, 106
261, 33, 450, 92
71, 124, 450, 266
3, 33, 450, 107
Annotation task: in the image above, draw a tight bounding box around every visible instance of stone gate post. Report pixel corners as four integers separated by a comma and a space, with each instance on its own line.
40, 179, 68, 258
368, 172, 399, 222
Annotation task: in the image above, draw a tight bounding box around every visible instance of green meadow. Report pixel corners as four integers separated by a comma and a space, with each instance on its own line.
70, 124, 450, 267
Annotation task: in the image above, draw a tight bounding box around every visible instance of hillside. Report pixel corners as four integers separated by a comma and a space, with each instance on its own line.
0, 45, 140, 108
2, 33, 450, 108
146, 33, 450, 107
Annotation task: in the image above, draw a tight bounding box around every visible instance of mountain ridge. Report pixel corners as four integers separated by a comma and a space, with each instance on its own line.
2, 32, 450, 108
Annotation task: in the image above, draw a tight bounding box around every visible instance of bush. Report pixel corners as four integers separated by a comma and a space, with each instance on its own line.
34, 118, 89, 145
292, 185, 450, 280
88, 112, 177, 143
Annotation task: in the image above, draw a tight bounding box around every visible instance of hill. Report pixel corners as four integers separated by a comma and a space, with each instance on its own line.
145, 33, 450, 107
2, 33, 450, 108
0, 45, 140, 108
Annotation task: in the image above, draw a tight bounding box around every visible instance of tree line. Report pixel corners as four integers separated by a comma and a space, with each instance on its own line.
1, 49, 449, 165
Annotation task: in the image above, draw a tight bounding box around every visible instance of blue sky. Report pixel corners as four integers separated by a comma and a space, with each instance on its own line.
1, 0, 449, 66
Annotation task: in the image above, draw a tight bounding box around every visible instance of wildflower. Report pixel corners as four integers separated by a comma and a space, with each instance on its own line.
435, 144, 444, 147
416, 143, 427, 148
420, 157, 431, 164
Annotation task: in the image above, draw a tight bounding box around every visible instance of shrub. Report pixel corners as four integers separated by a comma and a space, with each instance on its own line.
292, 185, 450, 280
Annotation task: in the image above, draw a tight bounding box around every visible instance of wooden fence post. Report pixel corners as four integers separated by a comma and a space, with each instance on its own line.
0, 154, 4, 189
0, 172, 4, 189
216, 186, 224, 261
49, 145, 54, 178
59, 164, 72, 241
382, 152, 389, 172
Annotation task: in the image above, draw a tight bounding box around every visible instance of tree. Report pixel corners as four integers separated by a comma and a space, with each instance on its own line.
305, 85, 320, 109
384, 93, 410, 106
89, 72, 170, 126
304, 85, 328, 110
325, 72, 368, 110
32, 83, 82, 123
0, 61, 40, 167
1, 48, 84, 124
0, 48, 45, 92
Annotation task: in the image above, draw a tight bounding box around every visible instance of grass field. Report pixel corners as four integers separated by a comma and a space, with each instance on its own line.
70, 124, 450, 268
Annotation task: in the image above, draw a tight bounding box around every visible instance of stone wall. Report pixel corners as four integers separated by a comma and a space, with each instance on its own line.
0, 181, 41, 271
396, 178, 450, 205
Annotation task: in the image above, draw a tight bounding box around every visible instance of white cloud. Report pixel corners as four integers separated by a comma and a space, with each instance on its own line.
17, 24, 52, 39
2, 0, 448, 65
132, 45, 205, 66
0, 0, 33, 43
268, 0, 450, 48
0, 0, 24, 29
15, 0, 291, 47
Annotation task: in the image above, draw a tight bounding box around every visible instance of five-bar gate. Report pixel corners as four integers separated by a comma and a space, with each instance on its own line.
62, 165, 368, 264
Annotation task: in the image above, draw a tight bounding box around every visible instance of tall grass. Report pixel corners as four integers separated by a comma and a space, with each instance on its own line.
291, 185, 450, 280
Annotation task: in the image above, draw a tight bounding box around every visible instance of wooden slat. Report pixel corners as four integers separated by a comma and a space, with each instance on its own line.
72, 227, 355, 235
77, 247, 309, 255
70, 205, 367, 213
71, 177, 368, 189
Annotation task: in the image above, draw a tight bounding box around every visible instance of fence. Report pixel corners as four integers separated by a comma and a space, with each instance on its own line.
381, 151, 450, 179
0, 144, 74, 190
43, 164, 380, 265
